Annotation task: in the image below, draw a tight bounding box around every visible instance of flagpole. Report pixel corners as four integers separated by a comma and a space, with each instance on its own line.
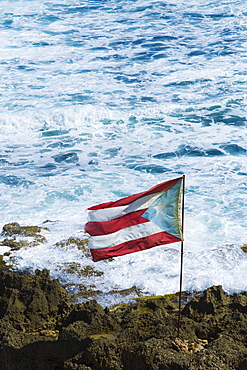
177, 174, 185, 338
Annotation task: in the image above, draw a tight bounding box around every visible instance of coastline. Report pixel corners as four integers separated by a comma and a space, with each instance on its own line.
0, 268, 246, 370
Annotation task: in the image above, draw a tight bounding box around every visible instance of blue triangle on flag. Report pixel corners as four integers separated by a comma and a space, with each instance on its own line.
142, 179, 182, 239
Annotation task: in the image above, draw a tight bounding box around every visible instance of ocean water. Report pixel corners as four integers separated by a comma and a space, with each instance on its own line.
0, 0, 246, 305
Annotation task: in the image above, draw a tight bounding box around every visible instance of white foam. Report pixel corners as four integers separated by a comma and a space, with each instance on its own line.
0, 0, 246, 304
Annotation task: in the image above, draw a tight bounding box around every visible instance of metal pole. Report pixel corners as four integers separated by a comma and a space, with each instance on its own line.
177, 174, 185, 338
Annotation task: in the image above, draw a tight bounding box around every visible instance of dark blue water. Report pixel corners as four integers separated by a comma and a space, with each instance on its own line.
0, 0, 246, 303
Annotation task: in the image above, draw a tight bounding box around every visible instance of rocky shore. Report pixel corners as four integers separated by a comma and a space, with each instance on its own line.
0, 269, 246, 370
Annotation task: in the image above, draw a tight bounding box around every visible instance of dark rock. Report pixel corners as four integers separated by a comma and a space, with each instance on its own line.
60, 300, 120, 341
0, 269, 70, 337
83, 337, 122, 370
189, 335, 247, 370
122, 337, 191, 370
0, 271, 246, 370
182, 285, 231, 320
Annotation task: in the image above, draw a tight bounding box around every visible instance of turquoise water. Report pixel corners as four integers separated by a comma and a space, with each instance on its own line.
0, 0, 246, 304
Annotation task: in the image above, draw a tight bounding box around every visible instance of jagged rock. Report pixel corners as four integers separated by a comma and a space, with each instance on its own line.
182, 285, 231, 320
0, 269, 70, 338
0, 270, 246, 370
60, 300, 120, 341
121, 337, 191, 370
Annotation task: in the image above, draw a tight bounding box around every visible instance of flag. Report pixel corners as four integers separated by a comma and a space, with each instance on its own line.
85, 176, 184, 262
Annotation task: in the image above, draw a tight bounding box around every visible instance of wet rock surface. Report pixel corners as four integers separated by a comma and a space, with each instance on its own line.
0, 269, 246, 370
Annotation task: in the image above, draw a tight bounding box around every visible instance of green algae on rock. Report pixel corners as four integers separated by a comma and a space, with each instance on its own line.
0, 222, 49, 252
0, 238, 36, 251
241, 244, 247, 252
109, 285, 143, 297
2, 222, 49, 237
135, 291, 192, 313
0, 223, 50, 271
55, 236, 91, 257
66, 283, 103, 302
60, 263, 104, 277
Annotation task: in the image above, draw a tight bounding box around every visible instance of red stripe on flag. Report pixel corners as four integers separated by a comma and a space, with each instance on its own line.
88, 177, 182, 210
85, 209, 148, 236
90, 231, 181, 262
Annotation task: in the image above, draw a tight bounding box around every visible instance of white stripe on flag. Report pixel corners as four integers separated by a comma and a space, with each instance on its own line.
88, 205, 127, 222
88, 192, 163, 222
89, 221, 163, 250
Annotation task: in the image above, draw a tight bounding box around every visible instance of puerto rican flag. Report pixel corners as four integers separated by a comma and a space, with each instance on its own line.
85, 177, 184, 262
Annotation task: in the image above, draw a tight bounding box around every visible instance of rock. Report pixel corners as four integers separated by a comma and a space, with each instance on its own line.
182, 285, 247, 342
0, 270, 247, 370
189, 335, 247, 370
182, 285, 231, 320
60, 300, 120, 341
0, 269, 70, 347
121, 337, 191, 370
